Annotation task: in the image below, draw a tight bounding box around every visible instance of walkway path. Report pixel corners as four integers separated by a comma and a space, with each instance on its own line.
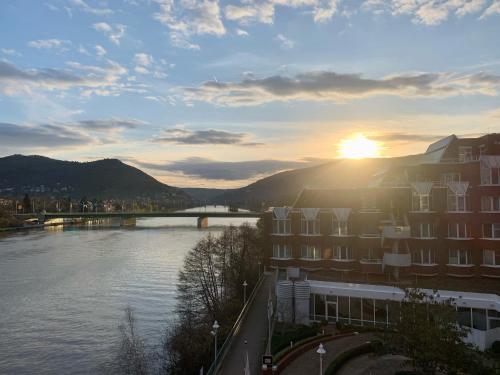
281, 333, 374, 375
218, 273, 275, 375
337, 353, 410, 375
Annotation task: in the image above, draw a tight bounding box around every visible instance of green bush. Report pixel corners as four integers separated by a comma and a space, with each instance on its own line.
271, 324, 320, 354
492, 341, 500, 354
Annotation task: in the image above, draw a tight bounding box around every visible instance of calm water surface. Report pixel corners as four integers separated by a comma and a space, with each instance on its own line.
0, 207, 256, 374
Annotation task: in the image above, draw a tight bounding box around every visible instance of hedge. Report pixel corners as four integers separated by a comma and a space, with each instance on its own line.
324, 340, 382, 375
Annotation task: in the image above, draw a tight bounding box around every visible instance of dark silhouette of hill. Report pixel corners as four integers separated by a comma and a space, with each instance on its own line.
0, 155, 190, 202
213, 156, 418, 210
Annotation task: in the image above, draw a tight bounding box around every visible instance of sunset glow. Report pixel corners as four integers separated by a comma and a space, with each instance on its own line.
338, 134, 381, 159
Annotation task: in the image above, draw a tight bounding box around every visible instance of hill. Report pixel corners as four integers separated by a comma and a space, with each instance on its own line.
0, 155, 190, 203
213, 156, 418, 210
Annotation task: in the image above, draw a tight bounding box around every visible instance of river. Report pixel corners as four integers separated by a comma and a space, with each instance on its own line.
0, 206, 257, 374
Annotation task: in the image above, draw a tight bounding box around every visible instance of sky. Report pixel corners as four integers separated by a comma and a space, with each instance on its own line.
0, 0, 499, 188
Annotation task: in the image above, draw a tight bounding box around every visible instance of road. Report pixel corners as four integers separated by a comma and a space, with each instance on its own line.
218, 273, 275, 375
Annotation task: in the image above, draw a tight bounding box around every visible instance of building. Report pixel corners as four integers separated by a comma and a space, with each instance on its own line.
264, 133, 500, 350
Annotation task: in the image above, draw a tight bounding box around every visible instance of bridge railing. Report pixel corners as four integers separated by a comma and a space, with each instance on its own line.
206, 273, 266, 375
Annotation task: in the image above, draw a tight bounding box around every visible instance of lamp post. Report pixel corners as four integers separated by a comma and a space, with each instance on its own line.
317, 343, 326, 375
211, 320, 220, 363
243, 280, 248, 304
257, 261, 262, 278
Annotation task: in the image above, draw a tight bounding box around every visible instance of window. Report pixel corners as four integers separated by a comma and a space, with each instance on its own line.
448, 249, 471, 265
482, 167, 500, 185
412, 193, 431, 211
479, 144, 486, 157
332, 220, 349, 236
412, 223, 434, 238
482, 223, 500, 239
447, 192, 466, 212
273, 217, 291, 234
448, 223, 470, 239
300, 245, 321, 260
333, 246, 353, 261
272, 244, 292, 259
481, 196, 500, 212
458, 146, 473, 162
412, 248, 435, 264
483, 249, 499, 266
301, 215, 320, 235
441, 172, 460, 184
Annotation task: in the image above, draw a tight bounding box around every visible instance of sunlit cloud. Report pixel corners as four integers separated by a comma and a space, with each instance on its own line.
181, 70, 500, 106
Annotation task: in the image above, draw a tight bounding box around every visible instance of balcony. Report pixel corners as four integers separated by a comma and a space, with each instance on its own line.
411, 264, 439, 277
359, 258, 383, 274
445, 264, 475, 277
383, 253, 411, 267
382, 225, 410, 239
479, 265, 500, 278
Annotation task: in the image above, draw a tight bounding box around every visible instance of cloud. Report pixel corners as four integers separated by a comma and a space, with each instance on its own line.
480, 0, 500, 18
134, 53, 154, 66
152, 128, 263, 146
225, 2, 275, 24
0, 122, 92, 148
274, 34, 295, 49
95, 45, 107, 56
28, 39, 71, 49
153, 0, 225, 49
69, 0, 113, 15
180, 70, 500, 106
236, 28, 249, 36
0, 60, 127, 95
364, 0, 491, 25
93, 22, 126, 45
76, 118, 145, 131
131, 157, 318, 180
368, 132, 446, 143
1, 48, 21, 56
0, 118, 144, 150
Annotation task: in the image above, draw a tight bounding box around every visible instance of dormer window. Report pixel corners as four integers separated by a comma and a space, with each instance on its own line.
300, 208, 320, 235
480, 156, 500, 185
458, 146, 473, 162
447, 182, 469, 212
411, 182, 433, 211
332, 208, 351, 236
272, 207, 291, 234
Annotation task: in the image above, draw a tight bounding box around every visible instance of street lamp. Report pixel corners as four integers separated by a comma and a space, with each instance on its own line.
243, 280, 248, 304
211, 320, 220, 363
317, 343, 326, 375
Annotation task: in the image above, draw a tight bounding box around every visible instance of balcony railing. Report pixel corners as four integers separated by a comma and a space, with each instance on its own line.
382, 225, 410, 239
383, 253, 411, 267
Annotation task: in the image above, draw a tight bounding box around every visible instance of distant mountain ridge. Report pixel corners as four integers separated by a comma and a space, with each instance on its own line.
0, 155, 190, 202
212, 156, 416, 209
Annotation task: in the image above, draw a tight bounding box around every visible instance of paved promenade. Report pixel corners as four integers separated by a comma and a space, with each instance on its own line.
218, 273, 275, 375
281, 333, 374, 375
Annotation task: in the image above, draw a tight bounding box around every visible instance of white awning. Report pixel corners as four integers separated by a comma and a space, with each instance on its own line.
301, 208, 320, 220
447, 181, 469, 195
411, 182, 433, 195
332, 208, 351, 222
273, 207, 291, 220
480, 155, 500, 168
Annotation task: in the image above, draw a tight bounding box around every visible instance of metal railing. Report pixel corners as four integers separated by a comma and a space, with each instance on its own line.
206, 273, 267, 375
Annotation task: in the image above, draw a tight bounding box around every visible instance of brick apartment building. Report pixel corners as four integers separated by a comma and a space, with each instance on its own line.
264, 134, 500, 350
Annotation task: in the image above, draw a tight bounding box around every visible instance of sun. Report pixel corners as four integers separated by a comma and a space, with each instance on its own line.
338, 134, 381, 159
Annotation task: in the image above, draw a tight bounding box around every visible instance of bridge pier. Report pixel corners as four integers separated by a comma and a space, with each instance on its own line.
197, 216, 208, 229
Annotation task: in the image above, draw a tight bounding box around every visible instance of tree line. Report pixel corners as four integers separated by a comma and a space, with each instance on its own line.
107, 223, 264, 375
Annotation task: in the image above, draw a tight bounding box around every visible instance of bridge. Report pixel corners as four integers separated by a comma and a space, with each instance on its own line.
15, 211, 263, 229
